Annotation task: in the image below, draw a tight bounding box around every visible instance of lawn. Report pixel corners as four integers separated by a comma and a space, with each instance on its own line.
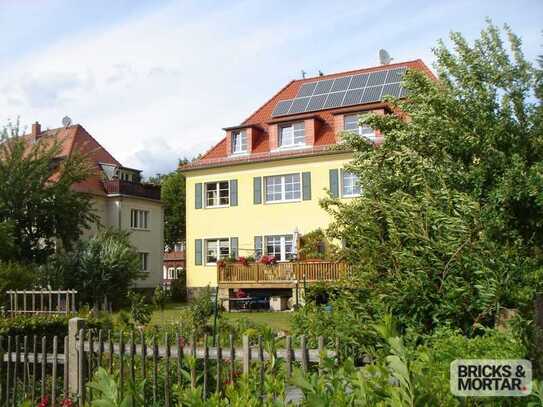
146, 302, 292, 332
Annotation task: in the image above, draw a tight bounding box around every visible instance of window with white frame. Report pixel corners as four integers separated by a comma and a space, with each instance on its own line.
130, 209, 149, 229
342, 171, 361, 197
343, 113, 376, 141
265, 174, 301, 202
206, 238, 230, 264
167, 267, 175, 279
139, 252, 149, 272
265, 235, 295, 261
205, 181, 229, 207
279, 122, 305, 147
231, 130, 248, 154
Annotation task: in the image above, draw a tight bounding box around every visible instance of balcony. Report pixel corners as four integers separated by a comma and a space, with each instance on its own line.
218, 261, 350, 289
103, 179, 161, 201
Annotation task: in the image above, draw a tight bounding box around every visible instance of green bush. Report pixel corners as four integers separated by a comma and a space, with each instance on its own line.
0, 261, 36, 295
0, 312, 111, 338
169, 279, 187, 302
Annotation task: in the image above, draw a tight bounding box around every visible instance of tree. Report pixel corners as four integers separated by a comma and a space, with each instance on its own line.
321, 22, 543, 334
0, 120, 96, 263
158, 159, 188, 248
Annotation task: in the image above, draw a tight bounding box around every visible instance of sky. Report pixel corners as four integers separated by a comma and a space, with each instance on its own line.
1, 0, 542, 177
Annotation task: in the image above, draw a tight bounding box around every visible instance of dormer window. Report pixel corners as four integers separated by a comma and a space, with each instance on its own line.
232, 130, 248, 154
344, 113, 376, 142
279, 122, 305, 148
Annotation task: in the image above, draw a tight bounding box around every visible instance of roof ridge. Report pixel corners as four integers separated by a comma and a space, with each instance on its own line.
241, 79, 295, 125
295, 59, 425, 82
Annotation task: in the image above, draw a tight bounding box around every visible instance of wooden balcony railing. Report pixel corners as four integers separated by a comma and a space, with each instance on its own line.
218, 261, 350, 287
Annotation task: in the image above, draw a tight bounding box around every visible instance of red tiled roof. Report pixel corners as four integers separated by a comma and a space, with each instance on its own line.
21, 124, 121, 196
183, 59, 434, 170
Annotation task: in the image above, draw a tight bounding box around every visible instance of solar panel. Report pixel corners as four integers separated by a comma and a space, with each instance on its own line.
271, 67, 409, 116
323, 91, 346, 109
297, 82, 317, 98
349, 73, 369, 89
288, 97, 311, 114
330, 76, 351, 92
342, 88, 364, 106
385, 67, 406, 83
313, 79, 334, 95
381, 82, 402, 98
272, 99, 294, 116
399, 86, 409, 98
306, 94, 327, 111
367, 70, 388, 86
360, 85, 383, 104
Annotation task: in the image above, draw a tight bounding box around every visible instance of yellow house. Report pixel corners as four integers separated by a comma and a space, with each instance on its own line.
182, 60, 432, 301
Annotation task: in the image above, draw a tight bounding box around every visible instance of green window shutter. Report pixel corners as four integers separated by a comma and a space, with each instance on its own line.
253, 177, 262, 204
254, 236, 263, 259
230, 179, 238, 206
230, 237, 238, 258
329, 169, 339, 198
195, 183, 203, 209
302, 172, 311, 200
195, 239, 203, 265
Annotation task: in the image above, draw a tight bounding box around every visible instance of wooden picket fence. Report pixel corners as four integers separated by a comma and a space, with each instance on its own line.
0, 318, 339, 406
6, 290, 77, 316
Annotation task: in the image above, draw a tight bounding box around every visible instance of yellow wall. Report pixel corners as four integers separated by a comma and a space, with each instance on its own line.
185, 151, 355, 288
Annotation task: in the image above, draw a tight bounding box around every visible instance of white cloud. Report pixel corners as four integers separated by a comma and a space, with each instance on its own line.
1, 0, 540, 175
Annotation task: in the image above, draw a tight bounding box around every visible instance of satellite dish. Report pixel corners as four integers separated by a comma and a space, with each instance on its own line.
379, 49, 393, 65
62, 116, 72, 128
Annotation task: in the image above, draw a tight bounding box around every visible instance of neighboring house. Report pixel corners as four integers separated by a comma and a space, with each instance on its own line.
163, 242, 185, 288
181, 60, 434, 300
23, 122, 164, 290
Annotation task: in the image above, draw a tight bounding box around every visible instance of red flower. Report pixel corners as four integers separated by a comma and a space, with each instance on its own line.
61, 399, 74, 407
37, 395, 49, 407
259, 255, 276, 265
237, 256, 249, 266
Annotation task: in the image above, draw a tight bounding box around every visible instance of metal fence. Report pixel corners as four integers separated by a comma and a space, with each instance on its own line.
0, 318, 339, 406
6, 290, 77, 316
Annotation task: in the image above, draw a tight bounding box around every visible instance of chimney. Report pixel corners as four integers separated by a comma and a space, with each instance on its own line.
31, 122, 41, 139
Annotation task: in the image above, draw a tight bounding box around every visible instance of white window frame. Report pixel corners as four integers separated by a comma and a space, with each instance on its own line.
343, 113, 377, 142
264, 173, 301, 203
130, 209, 149, 229
231, 130, 248, 154
205, 238, 230, 265
279, 122, 305, 148
265, 235, 295, 262
341, 171, 361, 198
139, 252, 149, 272
205, 181, 230, 208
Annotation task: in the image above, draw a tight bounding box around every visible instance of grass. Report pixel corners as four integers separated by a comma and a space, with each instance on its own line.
146, 302, 292, 332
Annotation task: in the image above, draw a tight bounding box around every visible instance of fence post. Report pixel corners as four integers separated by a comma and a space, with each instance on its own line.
242, 335, 250, 375
68, 318, 86, 397
535, 293, 543, 373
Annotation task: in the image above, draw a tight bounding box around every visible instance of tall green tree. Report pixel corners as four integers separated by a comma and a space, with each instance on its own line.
149, 159, 188, 248
322, 22, 543, 334
0, 120, 96, 263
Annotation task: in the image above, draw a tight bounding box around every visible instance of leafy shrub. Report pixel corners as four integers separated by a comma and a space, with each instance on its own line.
40, 229, 141, 309
292, 288, 380, 362
171, 287, 214, 338
0, 261, 36, 295
298, 228, 338, 261
127, 291, 153, 327
0, 313, 108, 338
169, 279, 186, 302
